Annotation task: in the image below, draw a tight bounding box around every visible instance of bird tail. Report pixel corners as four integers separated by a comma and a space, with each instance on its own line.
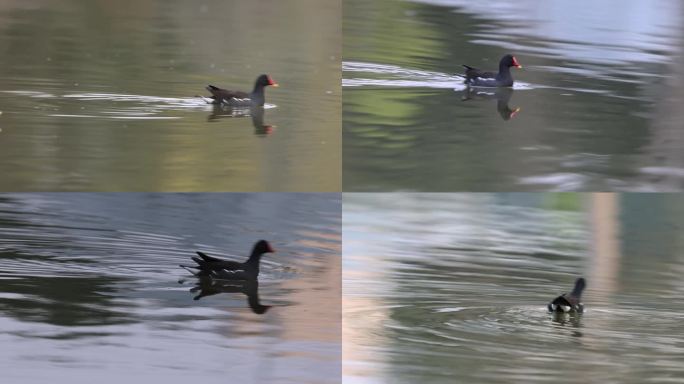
461, 65, 475, 83
179, 265, 200, 275
196, 251, 222, 262
191, 256, 207, 266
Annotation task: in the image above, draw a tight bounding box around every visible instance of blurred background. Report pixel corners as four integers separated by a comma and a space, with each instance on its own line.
0, 0, 340, 191
343, 0, 684, 192
344, 193, 684, 383
0, 193, 340, 383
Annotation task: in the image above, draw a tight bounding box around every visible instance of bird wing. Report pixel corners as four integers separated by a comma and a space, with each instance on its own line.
462, 65, 496, 80
196, 251, 223, 262
193, 252, 243, 270
549, 295, 572, 307
206, 85, 249, 100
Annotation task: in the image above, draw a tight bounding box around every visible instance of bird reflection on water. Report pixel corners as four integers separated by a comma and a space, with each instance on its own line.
550, 311, 583, 338
187, 276, 271, 315
461, 87, 521, 121
206, 105, 275, 136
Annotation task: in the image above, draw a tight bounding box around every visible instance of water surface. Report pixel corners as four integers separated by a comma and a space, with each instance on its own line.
343, 0, 684, 191
344, 193, 684, 383
0, 193, 341, 383
0, 0, 340, 191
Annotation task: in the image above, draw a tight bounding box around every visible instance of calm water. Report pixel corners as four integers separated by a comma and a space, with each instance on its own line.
343, 0, 684, 191
0, 193, 341, 383
344, 193, 684, 383
0, 0, 340, 191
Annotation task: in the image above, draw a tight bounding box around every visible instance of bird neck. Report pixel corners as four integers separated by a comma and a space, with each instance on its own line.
570, 285, 583, 298
250, 86, 266, 105
245, 250, 263, 272
496, 63, 511, 80
252, 81, 264, 94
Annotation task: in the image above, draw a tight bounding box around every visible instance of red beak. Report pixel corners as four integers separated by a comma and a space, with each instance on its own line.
267, 76, 279, 87
512, 56, 522, 68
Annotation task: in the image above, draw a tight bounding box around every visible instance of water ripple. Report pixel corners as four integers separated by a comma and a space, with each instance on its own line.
343, 61, 534, 90
1, 90, 276, 120
344, 193, 684, 382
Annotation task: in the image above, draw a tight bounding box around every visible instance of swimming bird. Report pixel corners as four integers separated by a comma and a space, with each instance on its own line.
548, 278, 586, 313
180, 239, 275, 280
204, 74, 278, 106
463, 54, 522, 87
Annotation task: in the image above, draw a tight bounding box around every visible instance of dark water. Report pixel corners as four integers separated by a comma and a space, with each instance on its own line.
0, 193, 341, 383
0, 0, 340, 191
344, 193, 684, 383
343, 0, 684, 191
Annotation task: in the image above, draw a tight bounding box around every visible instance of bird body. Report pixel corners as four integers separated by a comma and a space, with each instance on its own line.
548, 278, 586, 313
463, 54, 521, 87
205, 74, 278, 106
180, 240, 275, 280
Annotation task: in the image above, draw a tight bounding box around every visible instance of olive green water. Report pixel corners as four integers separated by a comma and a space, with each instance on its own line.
0, 0, 340, 191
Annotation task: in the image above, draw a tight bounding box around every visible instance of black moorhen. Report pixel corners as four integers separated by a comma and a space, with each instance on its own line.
463, 54, 522, 87
180, 240, 275, 280
205, 74, 278, 106
548, 278, 586, 313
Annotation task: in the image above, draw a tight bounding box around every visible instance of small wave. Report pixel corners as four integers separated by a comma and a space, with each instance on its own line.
2, 90, 58, 98
343, 61, 533, 90
640, 166, 684, 178
343, 61, 639, 97
518, 173, 588, 191
2, 90, 276, 120
48, 114, 181, 120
